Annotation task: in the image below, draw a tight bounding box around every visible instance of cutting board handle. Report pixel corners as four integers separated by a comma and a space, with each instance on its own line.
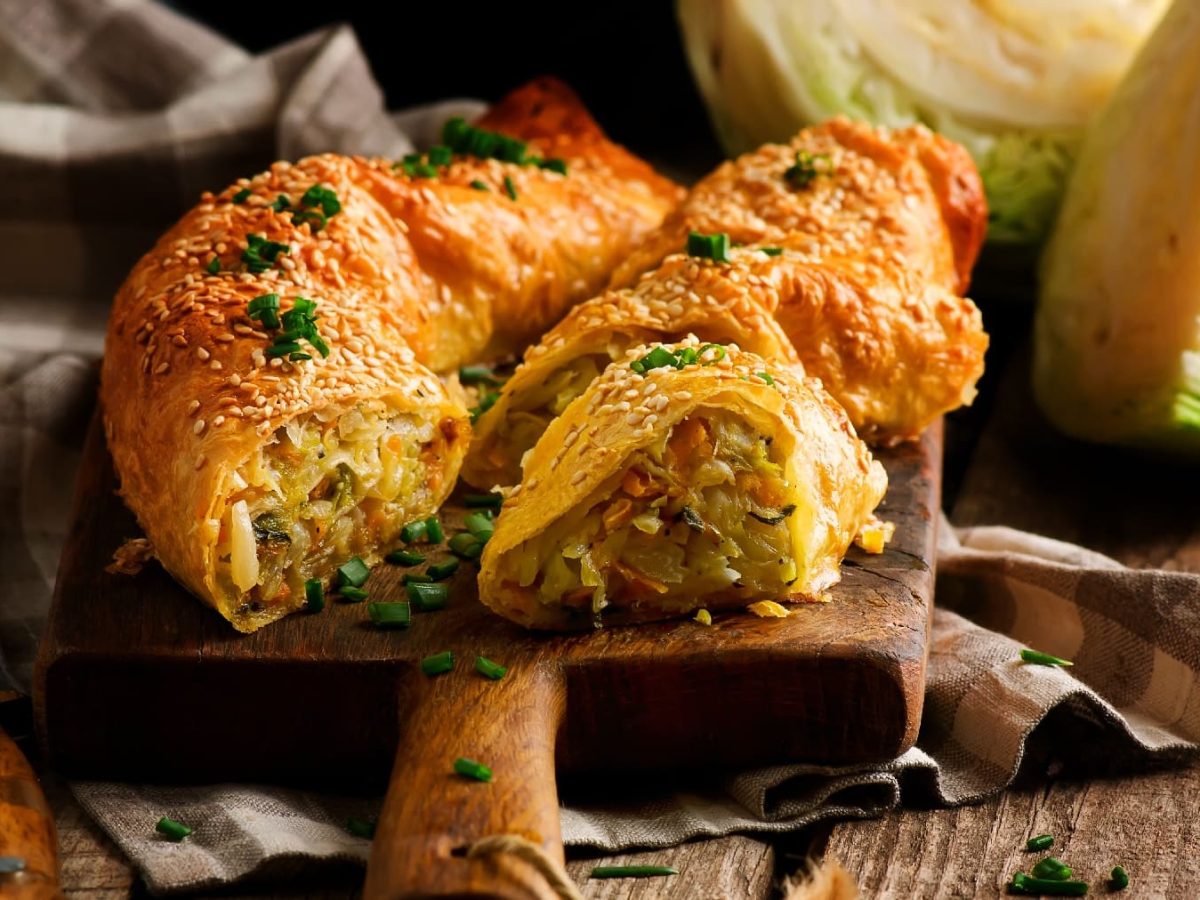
364, 656, 568, 899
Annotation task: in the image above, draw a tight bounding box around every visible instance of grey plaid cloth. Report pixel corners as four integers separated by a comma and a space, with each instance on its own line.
3, 1, 1199, 894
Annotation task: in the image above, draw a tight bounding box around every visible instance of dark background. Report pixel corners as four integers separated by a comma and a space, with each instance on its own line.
174, 2, 723, 166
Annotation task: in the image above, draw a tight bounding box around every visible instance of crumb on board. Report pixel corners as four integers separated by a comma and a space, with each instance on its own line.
854, 516, 895, 555
747, 599, 791, 618
107, 537, 155, 575
694, 608, 712, 626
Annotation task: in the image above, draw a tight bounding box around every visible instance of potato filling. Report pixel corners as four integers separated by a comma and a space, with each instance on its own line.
214, 400, 454, 614
501, 410, 801, 621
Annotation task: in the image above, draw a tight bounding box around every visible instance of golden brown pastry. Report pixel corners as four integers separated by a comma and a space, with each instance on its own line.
462, 252, 802, 489
611, 118, 989, 443
101, 80, 680, 632
477, 339, 887, 629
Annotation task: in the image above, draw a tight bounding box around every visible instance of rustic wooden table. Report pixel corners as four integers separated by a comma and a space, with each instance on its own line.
29, 298, 1200, 897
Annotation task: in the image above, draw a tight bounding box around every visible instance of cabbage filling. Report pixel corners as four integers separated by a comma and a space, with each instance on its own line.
215, 400, 455, 615
501, 410, 802, 623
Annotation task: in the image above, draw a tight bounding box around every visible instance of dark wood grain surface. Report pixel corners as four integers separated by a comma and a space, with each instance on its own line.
36, 412, 939, 897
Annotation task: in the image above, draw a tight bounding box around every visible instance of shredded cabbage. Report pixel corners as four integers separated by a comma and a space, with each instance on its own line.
677, 0, 1168, 244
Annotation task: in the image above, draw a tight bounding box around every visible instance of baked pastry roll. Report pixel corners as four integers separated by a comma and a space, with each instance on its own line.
462, 252, 801, 489
477, 340, 886, 629
610, 118, 989, 443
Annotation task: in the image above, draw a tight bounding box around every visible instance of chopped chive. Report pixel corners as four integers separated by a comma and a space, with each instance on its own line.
453, 757, 492, 782
300, 184, 342, 217
291, 208, 327, 232
346, 817, 376, 839
289, 351, 313, 362
463, 513, 495, 539
266, 342, 302, 358
464, 492, 504, 509
427, 559, 460, 580
760, 246, 784, 256
427, 145, 453, 166
387, 549, 426, 566
1020, 648, 1074, 667
540, 157, 568, 175
241, 233, 289, 273
206, 257, 220, 275
1026, 834, 1054, 852
458, 364, 503, 386
469, 179, 489, 191
403, 573, 433, 585
368, 601, 411, 628
1110, 866, 1129, 890
503, 175, 518, 200
686, 231, 731, 263
449, 532, 484, 560
155, 817, 192, 841
1032, 857, 1072, 881
442, 116, 470, 148
469, 390, 500, 423
698, 343, 727, 365
407, 581, 449, 611
339, 586, 368, 602
337, 556, 370, 588
421, 651, 455, 676
414, 163, 438, 179
232, 188, 252, 204
400, 520, 428, 543
248, 293, 280, 315
424, 517, 444, 544
590, 866, 678, 879
271, 194, 291, 212
755, 371, 775, 385
784, 150, 831, 189
630, 346, 679, 374
475, 656, 507, 680
304, 579, 325, 612
1006, 875, 1088, 896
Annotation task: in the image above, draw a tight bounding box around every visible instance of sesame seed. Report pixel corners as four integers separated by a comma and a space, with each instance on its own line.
196, 347, 210, 361
193, 420, 205, 435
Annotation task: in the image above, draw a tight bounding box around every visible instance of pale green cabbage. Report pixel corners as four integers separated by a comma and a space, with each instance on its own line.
678, 0, 1167, 245
1034, 0, 1200, 451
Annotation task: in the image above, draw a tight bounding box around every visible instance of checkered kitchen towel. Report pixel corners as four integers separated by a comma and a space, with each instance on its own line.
4, 1, 1200, 893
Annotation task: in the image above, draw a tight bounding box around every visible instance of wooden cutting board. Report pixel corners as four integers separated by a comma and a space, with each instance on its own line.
35, 412, 939, 898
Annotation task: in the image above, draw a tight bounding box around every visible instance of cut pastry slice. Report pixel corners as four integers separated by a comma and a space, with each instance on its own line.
462, 253, 800, 489
477, 339, 887, 629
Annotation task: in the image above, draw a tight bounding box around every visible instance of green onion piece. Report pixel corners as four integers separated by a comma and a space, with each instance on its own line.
271, 194, 291, 212
1011, 872, 1030, 893
289, 351, 313, 362
466, 128, 498, 158
403, 573, 433, 585
304, 579, 325, 612
1020, 648, 1074, 667
1008, 876, 1088, 896
248, 293, 280, 316
346, 817, 376, 839
368, 601, 411, 628
232, 188, 252, 204
427, 559, 460, 581
155, 817, 193, 842
442, 116, 469, 149
698, 343, 726, 365
449, 532, 484, 560
241, 233, 290, 273
300, 184, 342, 217
686, 231, 731, 263
337, 556, 370, 588
291, 208, 327, 232
590, 866, 678, 879
630, 345, 679, 375
453, 757, 492, 782
540, 158, 568, 175
463, 513, 495, 539
400, 520, 428, 543
339, 586, 368, 602
266, 342, 302, 358
674, 347, 700, 367
413, 163, 438, 179
470, 390, 500, 423
1032, 857, 1072, 881
427, 145, 453, 166
475, 656, 507, 680
760, 246, 784, 256
458, 364, 503, 386
709, 232, 732, 263
1026, 834, 1054, 852
421, 651, 455, 677
470, 179, 490, 191
464, 492, 504, 509
1110, 866, 1129, 890
206, 257, 220, 275
503, 175, 518, 200
784, 150, 830, 189
425, 517, 444, 544
386, 550, 426, 566
407, 581, 449, 611
756, 371, 775, 385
